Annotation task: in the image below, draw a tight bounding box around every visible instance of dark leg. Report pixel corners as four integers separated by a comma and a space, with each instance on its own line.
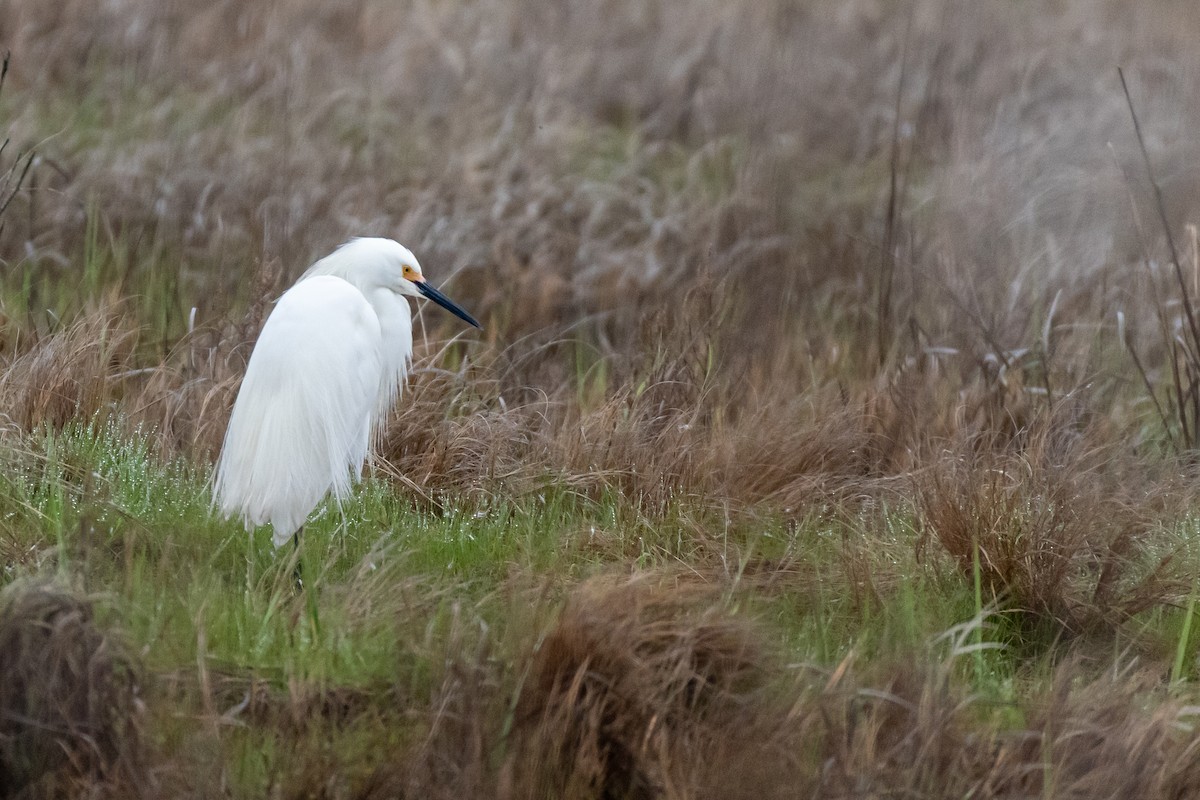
293, 525, 321, 634
291, 526, 304, 591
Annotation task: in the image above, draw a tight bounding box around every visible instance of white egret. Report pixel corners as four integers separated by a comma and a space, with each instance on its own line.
213, 237, 480, 552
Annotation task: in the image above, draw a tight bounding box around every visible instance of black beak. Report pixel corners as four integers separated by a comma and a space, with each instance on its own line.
416, 280, 482, 329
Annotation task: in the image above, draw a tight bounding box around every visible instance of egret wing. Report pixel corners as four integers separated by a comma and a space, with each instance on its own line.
213, 275, 383, 546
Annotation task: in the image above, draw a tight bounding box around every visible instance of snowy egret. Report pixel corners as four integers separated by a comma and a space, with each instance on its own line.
213, 237, 480, 551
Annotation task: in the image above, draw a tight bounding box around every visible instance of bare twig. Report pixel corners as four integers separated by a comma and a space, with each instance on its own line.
1119, 311, 1175, 450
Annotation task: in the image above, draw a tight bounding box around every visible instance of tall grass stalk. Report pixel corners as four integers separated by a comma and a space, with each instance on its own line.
1172, 581, 1198, 685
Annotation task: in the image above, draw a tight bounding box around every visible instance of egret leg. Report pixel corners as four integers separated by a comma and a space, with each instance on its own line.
291, 525, 322, 636
291, 527, 304, 592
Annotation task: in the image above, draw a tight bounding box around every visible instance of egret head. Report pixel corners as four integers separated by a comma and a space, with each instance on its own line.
310, 237, 481, 329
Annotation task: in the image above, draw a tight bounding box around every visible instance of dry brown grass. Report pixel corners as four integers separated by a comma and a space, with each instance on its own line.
2, 0, 1200, 796
916, 421, 1191, 638
501, 577, 768, 799
1017, 664, 1200, 798
0, 0, 1191, 352
0, 580, 143, 798
0, 308, 137, 431
811, 653, 1200, 799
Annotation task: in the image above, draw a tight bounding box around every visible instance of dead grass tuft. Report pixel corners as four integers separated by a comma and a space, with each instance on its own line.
815, 656, 998, 797
916, 423, 1188, 638
813, 654, 1200, 798
0, 308, 137, 431
0, 579, 144, 798
1016, 664, 1200, 797
502, 576, 775, 799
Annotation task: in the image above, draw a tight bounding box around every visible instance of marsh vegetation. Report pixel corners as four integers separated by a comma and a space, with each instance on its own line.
3, 1, 1200, 797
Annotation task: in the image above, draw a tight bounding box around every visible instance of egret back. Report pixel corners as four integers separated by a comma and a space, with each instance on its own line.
214, 276, 384, 547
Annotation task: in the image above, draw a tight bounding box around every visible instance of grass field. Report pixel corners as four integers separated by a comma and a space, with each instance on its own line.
4, 0, 1200, 797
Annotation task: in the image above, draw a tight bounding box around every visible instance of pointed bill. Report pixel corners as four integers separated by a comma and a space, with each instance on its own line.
415, 280, 481, 329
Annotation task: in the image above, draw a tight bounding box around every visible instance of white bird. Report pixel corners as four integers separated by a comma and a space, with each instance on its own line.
213, 237, 480, 550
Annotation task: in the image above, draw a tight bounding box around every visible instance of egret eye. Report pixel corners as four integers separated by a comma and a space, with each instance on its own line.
402, 265, 415, 279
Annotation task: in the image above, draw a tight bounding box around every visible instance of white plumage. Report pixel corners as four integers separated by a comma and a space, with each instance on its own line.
213, 238, 480, 548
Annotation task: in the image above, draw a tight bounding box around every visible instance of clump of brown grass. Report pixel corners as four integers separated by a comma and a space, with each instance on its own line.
0, 579, 144, 798
1013, 663, 1200, 797
0, 301, 238, 462
703, 388, 884, 512
0, 308, 137, 431
916, 421, 1188, 639
812, 652, 1200, 798
815, 655, 1002, 797
501, 576, 778, 799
